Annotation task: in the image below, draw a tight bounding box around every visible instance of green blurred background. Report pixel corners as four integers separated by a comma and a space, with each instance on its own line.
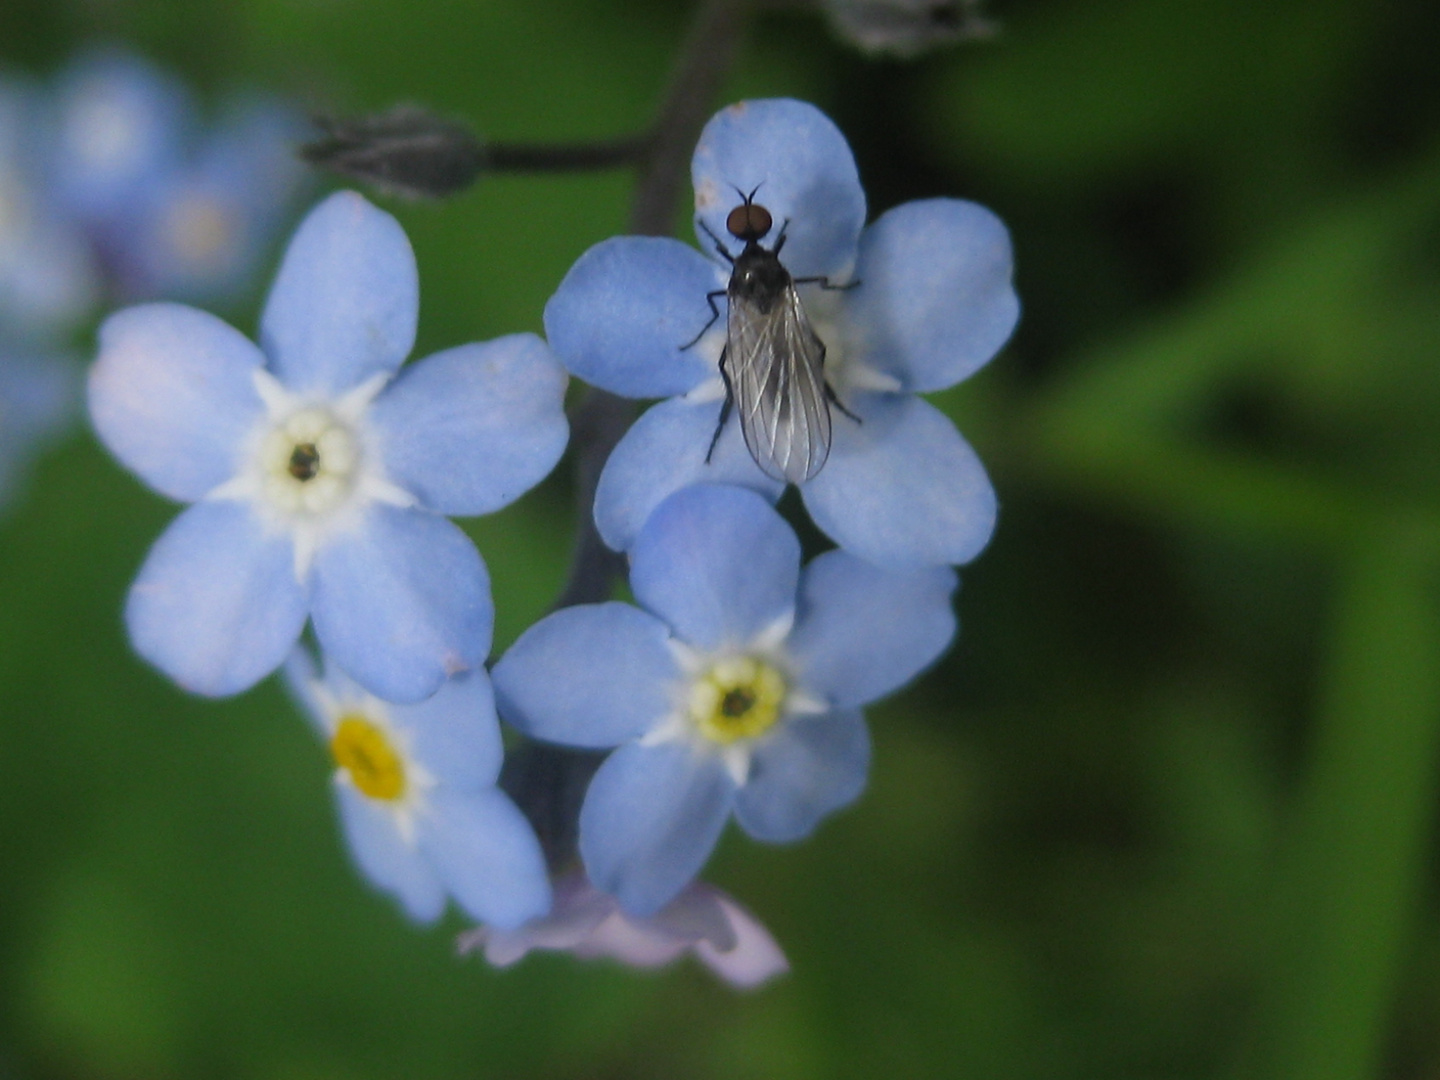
3, 0, 1440, 1076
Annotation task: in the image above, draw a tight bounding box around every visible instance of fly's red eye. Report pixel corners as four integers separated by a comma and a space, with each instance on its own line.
726, 202, 773, 241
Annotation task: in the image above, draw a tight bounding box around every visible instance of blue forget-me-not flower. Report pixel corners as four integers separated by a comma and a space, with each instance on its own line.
493, 483, 958, 915
286, 646, 551, 929
544, 97, 1019, 570
89, 190, 570, 702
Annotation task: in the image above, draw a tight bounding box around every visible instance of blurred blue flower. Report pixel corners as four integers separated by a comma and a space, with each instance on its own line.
0, 349, 79, 513
89, 191, 570, 701
545, 97, 1018, 569
121, 98, 309, 304
45, 48, 307, 308
0, 75, 99, 336
493, 484, 957, 915
286, 647, 551, 929
459, 869, 788, 989
51, 48, 191, 235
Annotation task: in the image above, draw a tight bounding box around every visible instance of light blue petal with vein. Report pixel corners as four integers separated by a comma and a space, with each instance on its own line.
371, 335, 569, 516
259, 191, 418, 395
418, 787, 552, 929
593, 397, 782, 553
335, 784, 445, 923
580, 741, 735, 917
310, 504, 492, 704
493, 602, 679, 748
399, 669, 504, 789
788, 550, 957, 708
691, 99, 866, 281
543, 236, 722, 398
802, 394, 996, 568
734, 708, 870, 843
630, 485, 799, 652
89, 304, 265, 502
125, 500, 307, 696
846, 199, 1019, 392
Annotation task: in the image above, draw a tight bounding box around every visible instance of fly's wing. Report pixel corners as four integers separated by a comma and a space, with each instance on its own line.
726, 285, 832, 484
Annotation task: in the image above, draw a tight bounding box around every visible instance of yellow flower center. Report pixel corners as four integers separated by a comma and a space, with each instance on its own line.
330, 714, 406, 800
689, 656, 787, 744
163, 193, 232, 269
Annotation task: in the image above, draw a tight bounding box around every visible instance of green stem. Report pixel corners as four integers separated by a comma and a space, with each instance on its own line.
1247, 521, 1440, 1080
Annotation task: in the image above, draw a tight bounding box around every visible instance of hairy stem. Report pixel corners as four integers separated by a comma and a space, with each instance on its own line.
553, 0, 752, 610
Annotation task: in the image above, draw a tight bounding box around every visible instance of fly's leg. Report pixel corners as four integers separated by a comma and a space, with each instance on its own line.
794, 275, 861, 291
697, 218, 735, 264
705, 347, 736, 464
825, 382, 862, 424
681, 289, 726, 351
809, 331, 862, 425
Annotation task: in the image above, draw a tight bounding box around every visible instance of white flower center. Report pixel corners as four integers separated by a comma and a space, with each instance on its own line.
258, 405, 359, 516
205, 369, 415, 582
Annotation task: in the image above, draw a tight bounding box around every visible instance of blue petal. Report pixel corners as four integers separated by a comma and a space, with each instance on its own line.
125, 500, 307, 696
846, 199, 1019, 392
593, 397, 782, 553
280, 645, 329, 740
394, 669, 504, 789
543, 236, 722, 398
691, 99, 866, 280
734, 708, 870, 843
259, 191, 418, 396
418, 787, 552, 929
788, 551, 957, 708
801, 394, 996, 568
310, 505, 492, 704
89, 304, 265, 502
493, 603, 679, 748
579, 741, 735, 917
370, 335, 569, 516
334, 784, 445, 923
630, 485, 799, 651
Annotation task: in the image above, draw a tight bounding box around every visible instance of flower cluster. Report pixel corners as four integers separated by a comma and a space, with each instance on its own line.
89, 98, 1017, 984
1, 48, 305, 515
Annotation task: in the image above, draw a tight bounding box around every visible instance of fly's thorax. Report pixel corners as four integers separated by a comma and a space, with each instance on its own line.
728, 244, 792, 313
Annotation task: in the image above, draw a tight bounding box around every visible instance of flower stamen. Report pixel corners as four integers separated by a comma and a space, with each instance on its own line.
689, 656, 787, 745
331, 713, 407, 801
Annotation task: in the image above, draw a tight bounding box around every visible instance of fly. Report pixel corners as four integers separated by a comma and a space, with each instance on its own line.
684, 188, 859, 485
